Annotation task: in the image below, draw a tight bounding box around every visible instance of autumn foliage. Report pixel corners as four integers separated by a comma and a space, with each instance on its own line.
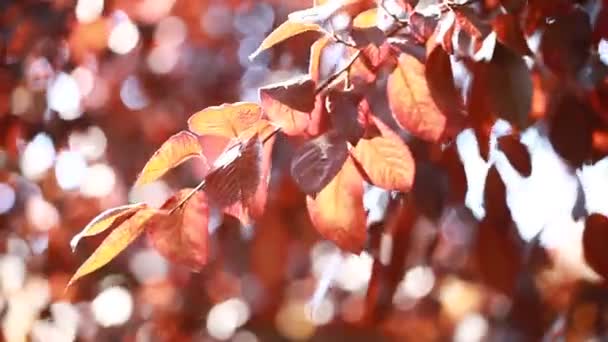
4, 0, 608, 340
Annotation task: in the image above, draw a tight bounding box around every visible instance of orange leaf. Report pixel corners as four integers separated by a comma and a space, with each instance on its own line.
70, 203, 147, 251
249, 20, 323, 60
353, 8, 378, 29
353, 136, 415, 192
147, 189, 209, 270
259, 76, 315, 136
188, 102, 262, 139
306, 156, 366, 253
68, 208, 158, 286
134, 131, 203, 187
387, 53, 447, 142
309, 36, 332, 84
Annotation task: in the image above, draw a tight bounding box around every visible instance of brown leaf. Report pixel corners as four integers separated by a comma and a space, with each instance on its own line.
147, 189, 209, 270
134, 131, 203, 187
497, 134, 532, 177
475, 217, 523, 295
469, 44, 533, 129
483, 165, 510, 223
70, 203, 147, 251
188, 102, 263, 139
583, 213, 608, 279
68, 208, 158, 286
249, 20, 323, 60
499, 0, 527, 13
259, 76, 315, 136
306, 156, 366, 253
326, 90, 366, 145
540, 7, 591, 77
387, 53, 447, 142
291, 130, 348, 196
493, 14, 532, 56
353, 136, 415, 192
203, 134, 263, 208
549, 94, 594, 168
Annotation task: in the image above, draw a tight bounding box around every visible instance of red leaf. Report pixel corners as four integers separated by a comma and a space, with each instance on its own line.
493, 14, 532, 56
306, 156, 366, 253
146, 189, 210, 270
134, 131, 203, 187
583, 213, 608, 279
259, 76, 316, 136
387, 53, 447, 142
352, 136, 415, 192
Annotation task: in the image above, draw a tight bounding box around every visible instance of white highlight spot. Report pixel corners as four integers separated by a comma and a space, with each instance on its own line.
92, 286, 133, 327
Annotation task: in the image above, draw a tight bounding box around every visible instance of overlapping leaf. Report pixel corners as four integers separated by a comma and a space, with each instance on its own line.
203, 133, 263, 208
188, 102, 262, 139
291, 130, 349, 196
70, 203, 147, 251
147, 189, 210, 270
306, 156, 366, 253
259, 76, 315, 136
68, 208, 158, 286
134, 131, 203, 187
353, 136, 415, 192
387, 53, 447, 142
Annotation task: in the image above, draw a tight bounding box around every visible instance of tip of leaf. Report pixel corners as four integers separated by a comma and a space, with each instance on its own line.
248, 50, 261, 61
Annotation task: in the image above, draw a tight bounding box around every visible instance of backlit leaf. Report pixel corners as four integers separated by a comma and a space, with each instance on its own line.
353, 8, 378, 29
249, 20, 322, 60
259, 76, 315, 136
147, 189, 209, 270
188, 102, 262, 138
353, 136, 415, 192
387, 53, 447, 142
70, 203, 147, 251
307, 156, 366, 253
291, 130, 348, 196
134, 131, 203, 187
68, 208, 158, 286
204, 134, 263, 208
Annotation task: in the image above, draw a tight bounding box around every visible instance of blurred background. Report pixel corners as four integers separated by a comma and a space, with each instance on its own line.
1, 0, 608, 341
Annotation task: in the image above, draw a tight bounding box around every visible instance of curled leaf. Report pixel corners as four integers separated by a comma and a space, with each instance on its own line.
249, 20, 322, 60
204, 134, 263, 208
291, 130, 349, 196
306, 156, 366, 253
68, 208, 158, 286
353, 136, 415, 192
134, 131, 203, 187
188, 102, 262, 138
70, 203, 147, 251
147, 189, 210, 270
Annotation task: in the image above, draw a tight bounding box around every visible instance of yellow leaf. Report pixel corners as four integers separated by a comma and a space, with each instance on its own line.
70, 203, 147, 251
353, 8, 378, 29
306, 157, 366, 253
134, 130, 203, 187
353, 136, 415, 192
68, 208, 158, 287
188, 102, 262, 138
249, 20, 322, 60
